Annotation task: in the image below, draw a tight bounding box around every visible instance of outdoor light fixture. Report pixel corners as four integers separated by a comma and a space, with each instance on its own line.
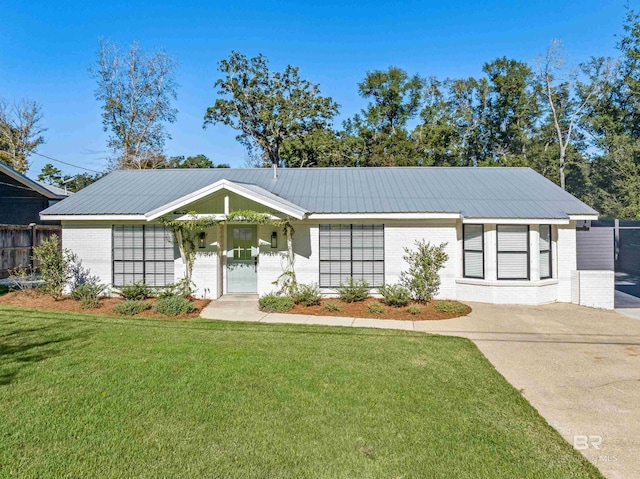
198, 232, 206, 248
271, 231, 278, 249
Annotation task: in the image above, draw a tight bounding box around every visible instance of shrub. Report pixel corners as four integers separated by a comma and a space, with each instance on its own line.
323, 301, 340, 312
258, 293, 293, 312
378, 283, 411, 307
407, 305, 421, 315
8, 264, 38, 294
156, 277, 194, 299
291, 283, 322, 306
400, 240, 449, 302
337, 277, 369, 303
112, 300, 151, 316
33, 235, 73, 300
155, 295, 196, 316
367, 301, 385, 315
117, 281, 152, 301
434, 301, 468, 315
70, 282, 107, 309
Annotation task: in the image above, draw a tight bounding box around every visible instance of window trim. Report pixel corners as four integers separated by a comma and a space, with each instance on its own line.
496, 225, 530, 280
318, 224, 385, 288
539, 224, 552, 280
462, 224, 484, 279
112, 224, 175, 287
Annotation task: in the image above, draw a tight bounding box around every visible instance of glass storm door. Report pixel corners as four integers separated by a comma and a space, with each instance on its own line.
227, 226, 258, 293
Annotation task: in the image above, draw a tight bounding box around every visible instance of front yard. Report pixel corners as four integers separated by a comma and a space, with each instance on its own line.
0, 306, 601, 478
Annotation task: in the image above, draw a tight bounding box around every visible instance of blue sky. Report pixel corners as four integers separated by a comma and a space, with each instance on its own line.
0, 0, 630, 176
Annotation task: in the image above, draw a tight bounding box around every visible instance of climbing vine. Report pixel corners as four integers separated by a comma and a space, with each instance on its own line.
160, 209, 298, 296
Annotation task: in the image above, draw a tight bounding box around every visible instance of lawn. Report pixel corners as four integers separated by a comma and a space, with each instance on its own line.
0, 306, 601, 478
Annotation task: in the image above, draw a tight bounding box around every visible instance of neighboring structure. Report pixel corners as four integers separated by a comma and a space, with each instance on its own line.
0, 162, 69, 225
41, 167, 600, 305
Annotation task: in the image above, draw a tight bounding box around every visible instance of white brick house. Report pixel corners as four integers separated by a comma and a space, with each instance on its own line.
41, 167, 599, 305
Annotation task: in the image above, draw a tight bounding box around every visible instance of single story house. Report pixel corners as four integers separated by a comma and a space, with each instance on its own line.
40, 166, 599, 305
1, 161, 70, 225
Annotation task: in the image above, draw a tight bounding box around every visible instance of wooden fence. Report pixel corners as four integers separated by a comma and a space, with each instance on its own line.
0, 225, 62, 278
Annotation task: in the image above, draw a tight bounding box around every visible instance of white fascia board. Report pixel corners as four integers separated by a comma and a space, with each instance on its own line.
568, 214, 599, 221
40, 214, 148, 221
306, 213, 462, 220
462, 217, 570, 225
144, 179, 307, 221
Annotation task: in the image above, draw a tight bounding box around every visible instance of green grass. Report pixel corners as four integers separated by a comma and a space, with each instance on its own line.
0, 306, 601, 478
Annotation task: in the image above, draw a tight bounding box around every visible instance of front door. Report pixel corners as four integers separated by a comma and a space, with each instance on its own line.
227, 226, 258, 293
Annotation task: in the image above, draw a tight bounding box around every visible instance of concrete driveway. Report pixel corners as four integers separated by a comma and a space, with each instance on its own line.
414, 303, 640, 479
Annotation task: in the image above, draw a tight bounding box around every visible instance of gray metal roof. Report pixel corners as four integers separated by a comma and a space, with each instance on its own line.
40, 167, 597, 219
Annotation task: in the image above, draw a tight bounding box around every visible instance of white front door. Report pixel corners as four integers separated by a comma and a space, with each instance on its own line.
227, 226, 258, 293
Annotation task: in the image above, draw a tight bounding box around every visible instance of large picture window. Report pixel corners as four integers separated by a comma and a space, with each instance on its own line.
463, 224, 484, 278
319, 224, 384, 287
497, 225, 529, 280
113, 225, 175, 286
539, 225, 552, 279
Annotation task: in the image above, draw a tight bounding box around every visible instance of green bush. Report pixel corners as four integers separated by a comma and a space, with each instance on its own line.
367, 301, 385, 315
70, 282, 107, 309
258, 293, 293, 312
33, 235, 73, 301
117, 281, 152, 301
434, 301, 468, 315
407, 305, 421, 315
291, 283, 322, 306
0, 284, 9, 296
112, 300, 151, 316
337, 277, 369, 303
156, 295, 196, 316
323, 301, 340, 312
156, 277, 194, 299
400, 240, 449, 302
378, 283, 411, 307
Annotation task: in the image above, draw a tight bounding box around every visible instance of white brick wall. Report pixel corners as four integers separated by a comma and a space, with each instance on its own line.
571, 270, 615, 310
62, 221, 113, 288
62, 219, 580, 306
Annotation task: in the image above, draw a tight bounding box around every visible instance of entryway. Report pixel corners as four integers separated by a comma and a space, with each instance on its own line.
227, 226, 258, 293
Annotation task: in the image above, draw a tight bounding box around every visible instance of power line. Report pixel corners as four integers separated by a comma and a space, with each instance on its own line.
32, 151, 103, 173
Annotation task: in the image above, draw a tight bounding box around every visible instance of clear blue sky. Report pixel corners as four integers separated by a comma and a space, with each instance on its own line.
0, 0, 630, 176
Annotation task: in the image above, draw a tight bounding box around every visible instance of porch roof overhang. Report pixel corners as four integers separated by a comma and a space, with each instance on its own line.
144, 179, 309, 220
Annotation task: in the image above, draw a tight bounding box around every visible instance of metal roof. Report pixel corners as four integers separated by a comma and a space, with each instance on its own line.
40, 167, 597, 219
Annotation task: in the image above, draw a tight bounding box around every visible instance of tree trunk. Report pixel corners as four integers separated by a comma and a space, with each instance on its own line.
559, 146, 566, 190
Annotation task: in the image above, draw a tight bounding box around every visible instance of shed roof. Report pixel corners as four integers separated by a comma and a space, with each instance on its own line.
40, 167, 597, 219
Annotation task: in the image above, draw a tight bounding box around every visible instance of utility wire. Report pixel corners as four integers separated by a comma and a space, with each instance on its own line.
32, 151, 103, 174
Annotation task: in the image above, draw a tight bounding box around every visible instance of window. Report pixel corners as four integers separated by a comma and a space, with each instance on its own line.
319, 224, 384, 287
113, 225, 174, 286
539, 225, 552, 279
497, 225, 529, 280
463, 224, 484, 278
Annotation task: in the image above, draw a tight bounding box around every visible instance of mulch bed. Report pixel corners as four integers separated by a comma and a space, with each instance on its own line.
0, 290, 210, 319
288, 297, 471, 321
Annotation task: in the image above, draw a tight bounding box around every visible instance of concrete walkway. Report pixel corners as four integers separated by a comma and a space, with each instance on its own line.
201, 300, 640, 479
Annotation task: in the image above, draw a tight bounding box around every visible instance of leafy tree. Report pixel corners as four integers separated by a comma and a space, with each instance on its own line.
345, 67, 424, 166
204, 51, 339, 167
38, 163, 64, 186
165, 154, 229, 168
91, 40, 178, 169
0, 99, 46, 172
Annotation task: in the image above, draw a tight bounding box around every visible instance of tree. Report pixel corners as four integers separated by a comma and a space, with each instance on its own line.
165, 154, 229, 168
38, 163, 64, 186
346, 67, 424, 166
537, 40, 601, 190
91, 40, 178, 169
204, 51, 339, 167
0, 99, 46, 172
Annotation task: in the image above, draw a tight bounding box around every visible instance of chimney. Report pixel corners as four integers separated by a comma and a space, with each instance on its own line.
272, 163, 278, 179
